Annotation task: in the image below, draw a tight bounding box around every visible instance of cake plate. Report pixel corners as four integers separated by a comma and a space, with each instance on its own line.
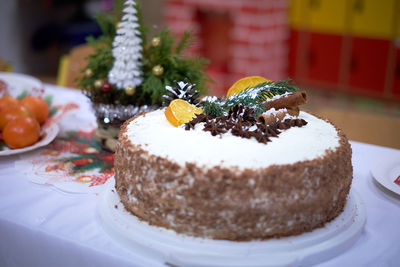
98, 180, 366, 267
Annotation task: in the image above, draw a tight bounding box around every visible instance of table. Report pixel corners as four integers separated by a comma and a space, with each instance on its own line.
1, 85, 400, 267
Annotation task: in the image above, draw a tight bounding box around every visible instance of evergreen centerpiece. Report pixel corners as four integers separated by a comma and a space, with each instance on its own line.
78, 0, 211, 151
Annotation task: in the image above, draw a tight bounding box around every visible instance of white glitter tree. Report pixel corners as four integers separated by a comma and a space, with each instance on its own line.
108, 0, 143, 90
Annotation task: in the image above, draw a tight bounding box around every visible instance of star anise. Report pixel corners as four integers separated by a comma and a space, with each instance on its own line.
256, 123, 267, 133
184, 121, 197, 130
203, 120, 227, 136
240, 130, 253, 139
277, 122, 289, 130
195, 114, 214, 123
231, 123, 244, 137
223, 119, 236, 130
185, 101, 308, 144
231, 119, 246, 131
231, 122, 253, 138
184, 114, 215, 131
266, 124, 280, 137
295, 119, 307, 127
215, 116, 228, 123
253, 132, 270, 144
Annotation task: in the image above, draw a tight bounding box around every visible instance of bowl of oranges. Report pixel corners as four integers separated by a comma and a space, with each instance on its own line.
0, 95, 59, 156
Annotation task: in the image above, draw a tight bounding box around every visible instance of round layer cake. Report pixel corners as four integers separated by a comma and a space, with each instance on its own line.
114, 109, 352, 241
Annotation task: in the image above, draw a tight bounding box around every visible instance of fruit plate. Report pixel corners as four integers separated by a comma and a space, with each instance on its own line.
0, 123, 59, 156
98, 179, 366, 267
370, 155, 400, 196
0, 72, 43, 97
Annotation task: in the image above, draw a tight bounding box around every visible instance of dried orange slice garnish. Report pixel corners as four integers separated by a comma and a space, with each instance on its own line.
165, 99, 203, 127
226, 76, 270, 98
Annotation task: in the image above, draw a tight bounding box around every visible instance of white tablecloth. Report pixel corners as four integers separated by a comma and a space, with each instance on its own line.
1, 86, 400, 267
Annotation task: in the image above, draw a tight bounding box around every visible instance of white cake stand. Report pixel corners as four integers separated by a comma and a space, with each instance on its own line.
98, 180, 366, 267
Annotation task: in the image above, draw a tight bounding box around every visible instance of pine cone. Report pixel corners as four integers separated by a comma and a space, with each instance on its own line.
227, 104, 256, 124
163, 78, 200, 106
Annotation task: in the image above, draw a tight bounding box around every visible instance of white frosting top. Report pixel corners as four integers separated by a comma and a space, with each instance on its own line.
125, 109, 340, 170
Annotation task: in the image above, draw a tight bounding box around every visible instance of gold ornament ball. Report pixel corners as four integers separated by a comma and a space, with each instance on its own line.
116, 22, 122, 29
151, 37, 161, 47
125, 85, 136, 95
94, 79, 103, 89
152, 65, 164, 76
85, 68, 93, 77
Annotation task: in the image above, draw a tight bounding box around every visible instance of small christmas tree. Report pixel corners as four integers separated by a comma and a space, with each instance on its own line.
108, 0, 143, 89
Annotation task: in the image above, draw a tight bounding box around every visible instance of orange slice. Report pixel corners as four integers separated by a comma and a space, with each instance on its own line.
165, 99, 203, 127
226, 76, 270, 98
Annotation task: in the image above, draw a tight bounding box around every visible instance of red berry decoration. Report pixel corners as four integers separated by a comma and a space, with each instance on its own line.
101, 82, 112, 93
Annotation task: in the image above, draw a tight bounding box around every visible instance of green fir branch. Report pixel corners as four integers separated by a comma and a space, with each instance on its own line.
141, 74, 163, 103
142, 28, 211, 104
201, 79, 299, 117
202, 100, 225, 117
255, 79, 298, 103
175, 31, 193, 55
95, 12, 117, 39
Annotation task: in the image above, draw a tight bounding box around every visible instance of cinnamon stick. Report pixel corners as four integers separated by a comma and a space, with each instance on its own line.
287, 106, 300, 116
264, 91, 307, 111
257, 110, 287, 125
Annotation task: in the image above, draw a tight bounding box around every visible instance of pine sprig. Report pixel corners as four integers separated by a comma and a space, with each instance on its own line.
202, 100, 225, 117
201, 79, 299, 117
175, 31, 193, 55
95, 12, 117, 39
255, 79, 298, 102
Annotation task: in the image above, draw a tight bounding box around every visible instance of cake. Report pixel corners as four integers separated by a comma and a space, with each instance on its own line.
114, 79, 353, 241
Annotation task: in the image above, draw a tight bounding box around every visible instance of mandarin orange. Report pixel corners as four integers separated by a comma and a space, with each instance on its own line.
165, 99, 203, 127
226, 76, 270, 98
0, 105, 34, 131
3, 116, 41, 148
0, 96, 19, 113
20, 96, 49, 125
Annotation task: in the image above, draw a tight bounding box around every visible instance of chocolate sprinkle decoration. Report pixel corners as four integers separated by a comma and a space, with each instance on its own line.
184, 104, 308, 144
